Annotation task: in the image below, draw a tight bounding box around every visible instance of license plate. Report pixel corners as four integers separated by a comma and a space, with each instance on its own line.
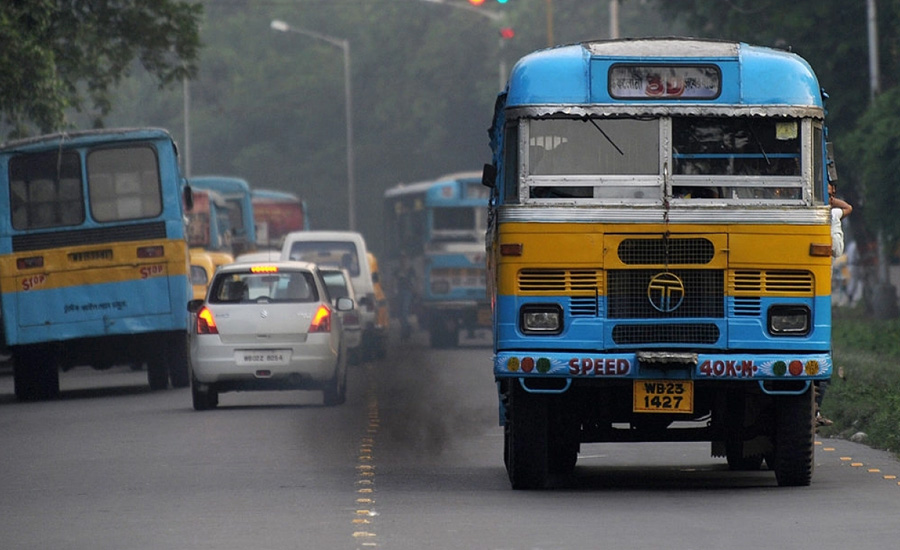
633, 380, 694, 413
235, 350, 291, 366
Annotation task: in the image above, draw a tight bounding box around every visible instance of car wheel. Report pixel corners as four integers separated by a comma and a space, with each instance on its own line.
323, 360, 347, 406
191, 377, 218, 411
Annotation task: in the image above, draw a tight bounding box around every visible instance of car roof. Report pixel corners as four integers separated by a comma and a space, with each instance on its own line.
283, 230, 366, 243
217, 260, 317, 274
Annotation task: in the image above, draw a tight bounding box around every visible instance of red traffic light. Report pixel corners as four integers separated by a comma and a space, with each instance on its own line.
500, 27, 515, 40
468, 0, 486, 5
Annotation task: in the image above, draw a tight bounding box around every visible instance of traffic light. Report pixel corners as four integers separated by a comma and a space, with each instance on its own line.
468, 0, 486, 5
500, 27, 515, 39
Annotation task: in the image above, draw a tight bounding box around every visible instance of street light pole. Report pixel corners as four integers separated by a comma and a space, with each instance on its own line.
270, 19, 357, 231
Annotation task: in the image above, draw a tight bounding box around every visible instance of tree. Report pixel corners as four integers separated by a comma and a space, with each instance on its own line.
0, 0, 202, 138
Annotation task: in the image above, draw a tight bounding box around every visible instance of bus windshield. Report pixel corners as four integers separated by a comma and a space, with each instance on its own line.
524, 115, 811, 203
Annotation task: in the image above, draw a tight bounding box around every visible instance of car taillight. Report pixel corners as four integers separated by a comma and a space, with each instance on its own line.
309, 305, 332, 333
345, 311, 360, 326
197, 306, 218, 334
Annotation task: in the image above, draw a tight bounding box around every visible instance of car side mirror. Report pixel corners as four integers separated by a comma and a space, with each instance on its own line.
336, 297, 354, 312
187, 299, 204, 313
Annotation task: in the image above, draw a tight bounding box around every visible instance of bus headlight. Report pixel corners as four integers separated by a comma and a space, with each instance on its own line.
768, 305, 810, 336
520, 304, 563, 335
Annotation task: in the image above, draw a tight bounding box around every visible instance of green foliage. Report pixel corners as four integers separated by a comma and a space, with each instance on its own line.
98, 0, 681, 250
0, 0, 201, 137
824, 313, 900, 455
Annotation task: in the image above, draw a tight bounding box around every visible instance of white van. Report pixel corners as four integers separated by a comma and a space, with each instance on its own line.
281, 231, 385, 357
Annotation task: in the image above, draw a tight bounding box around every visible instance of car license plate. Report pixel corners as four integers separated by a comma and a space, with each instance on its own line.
633, 380, 693, 413
235, 350, 291, 366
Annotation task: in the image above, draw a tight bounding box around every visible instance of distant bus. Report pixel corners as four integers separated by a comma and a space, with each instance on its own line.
186, 187, 234, 252
190, 176, 257, 255
383, 172, 490, 347
251, 189, 308, 249
0, 128, 193, 400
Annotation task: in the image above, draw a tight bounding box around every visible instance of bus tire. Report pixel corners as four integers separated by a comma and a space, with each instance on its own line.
772, 386, 815, 486
506, 380, 550, 489
168, 332, 190, 388
147, 348, 169, 391
12, 346, 59, 401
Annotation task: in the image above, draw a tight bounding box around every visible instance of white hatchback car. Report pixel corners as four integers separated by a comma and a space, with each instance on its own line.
188, 261, 352, 410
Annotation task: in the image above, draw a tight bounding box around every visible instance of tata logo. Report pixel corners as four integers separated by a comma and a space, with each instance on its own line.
647, 272, 684, 313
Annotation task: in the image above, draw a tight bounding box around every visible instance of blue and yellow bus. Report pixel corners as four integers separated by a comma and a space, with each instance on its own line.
483, 39, 834, 488
0, 128, 193, 400
384, 172, 490, 347
190, 176, 257, 256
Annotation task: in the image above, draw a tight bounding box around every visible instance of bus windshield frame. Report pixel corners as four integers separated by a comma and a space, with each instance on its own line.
518, 114, 821, 206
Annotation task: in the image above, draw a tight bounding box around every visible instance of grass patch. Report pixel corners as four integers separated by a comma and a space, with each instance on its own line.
821, 307, 900, 456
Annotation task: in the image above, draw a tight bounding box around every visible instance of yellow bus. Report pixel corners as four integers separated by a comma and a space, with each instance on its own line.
483, 39, 834, 488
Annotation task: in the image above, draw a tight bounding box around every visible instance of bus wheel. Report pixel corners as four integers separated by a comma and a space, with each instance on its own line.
147, 348, 169, 391
168, 333, 190, 388
772, 386, 815, 486
12, 346, 59, 401
506, 380, 550, 489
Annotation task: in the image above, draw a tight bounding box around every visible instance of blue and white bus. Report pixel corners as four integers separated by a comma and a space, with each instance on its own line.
0, 128, 193, 399
384, 172, 490, 347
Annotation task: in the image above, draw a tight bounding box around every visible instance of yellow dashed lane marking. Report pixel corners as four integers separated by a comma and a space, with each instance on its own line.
824, 439, 900, 488
352, 364, 382, 547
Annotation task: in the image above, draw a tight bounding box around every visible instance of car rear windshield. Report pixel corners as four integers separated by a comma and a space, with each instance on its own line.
287, 241, 360, 277
209, 270, 319, 303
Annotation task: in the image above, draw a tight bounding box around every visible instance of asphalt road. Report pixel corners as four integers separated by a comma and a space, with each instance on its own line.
1, 331, 899, 550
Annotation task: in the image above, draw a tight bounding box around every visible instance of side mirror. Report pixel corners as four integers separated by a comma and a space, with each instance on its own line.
187, 299, 204, 313
481, 163, 497, 188
336, 297, 354, 312
183, 183, 194, 211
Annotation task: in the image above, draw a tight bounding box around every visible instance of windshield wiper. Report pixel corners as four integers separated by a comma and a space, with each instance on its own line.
589, 119, 625, 156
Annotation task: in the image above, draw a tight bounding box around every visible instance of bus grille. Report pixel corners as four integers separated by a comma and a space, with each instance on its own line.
618, 237, 715, 265
612, 324, 720, 345
730, 270, 814, 295
607, 269, 724, 319
12, 221, 168, 252
518, 269, 602, 293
